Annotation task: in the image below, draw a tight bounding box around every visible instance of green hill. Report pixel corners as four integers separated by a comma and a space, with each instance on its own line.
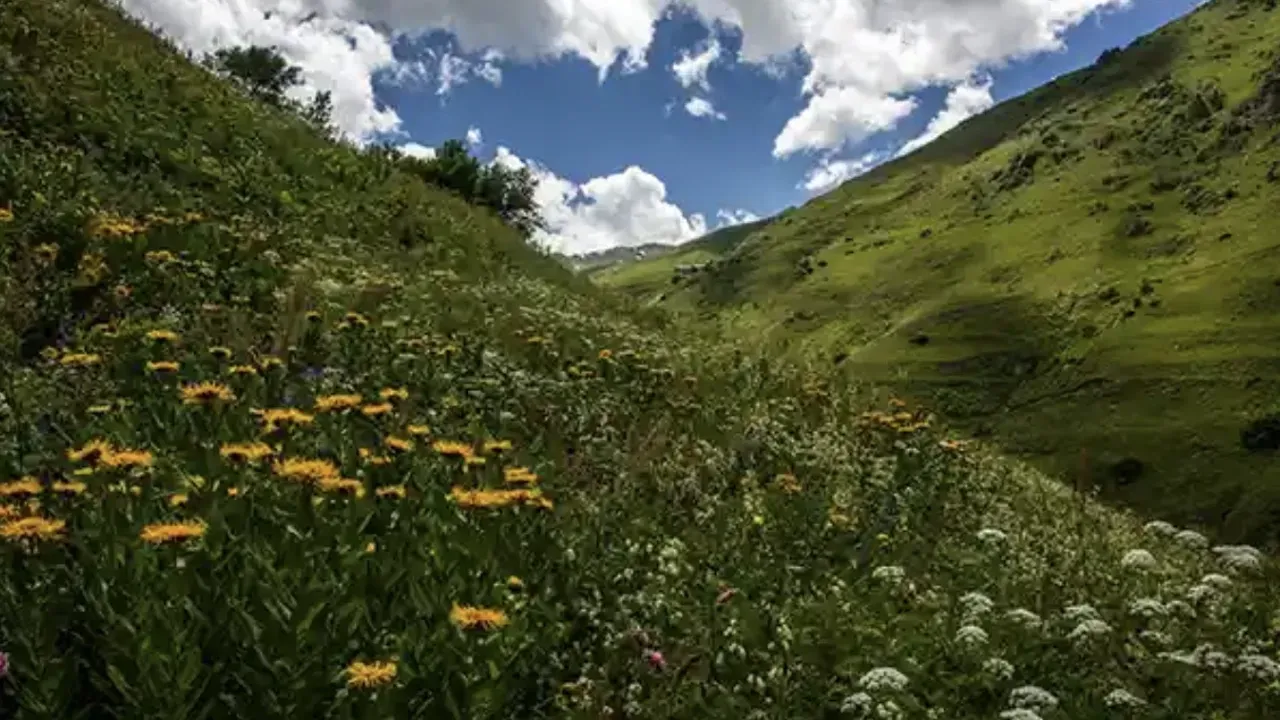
1, 0, 1278, 717
601, 0, 1280, 546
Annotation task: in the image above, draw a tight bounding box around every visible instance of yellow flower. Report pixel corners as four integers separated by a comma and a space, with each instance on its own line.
169, 493, 189, 507
252, 408, 315, 431
183, 475, 207, 490
51, 481, 87, 496
503, 467, 539, 486
180, 382, 235, 406
342, 311, 370, 327
273, 458, 341, 484
146, 329, 179, 343
507, 576, 525, 592
483, 439, 513, 454
378, 387, 409, 402
0, 505, 20, 520
219, 442, 275, 463
226, 487, 241, 497
345, 660, 397, 689
375, 485, 407, 499
87, 404, 113, 415
449, 486, 549, 510
305, 311, 322, 323
450, 604, 509, 631
259, 356, 284, 371
0, 478, 41, 497
0, 207, 13, 222
1, 516, 66, 541
101, 449, 154, 469
33, 243, 58, 263
317, 477, 366, 497
139, 520, 206, 544
228, 364, 258, 377
314, 394, 362, 413
360, 402, 393, 418
144, 250, 177, 264
59, 353, 102, 368
365, 541, 377, 553
208, 346, 232, 360
406, 424, 431, 437
774, 473, 802, 495
72, 467, 95, 477
598, 349, 613, 360
146, 360, 180, 373
464, 456, 486, 468
383, 436, 414, 453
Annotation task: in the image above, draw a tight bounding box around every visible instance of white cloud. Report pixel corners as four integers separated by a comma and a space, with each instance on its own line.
672, 38, 721, 90
684, 97, 727, 120
715, 208, 760, 226
399, 142, 437, 159
435, 49, 504, 95
896, 75, 996, 157
801, 151, 885, 193
774, 87, 916, 158
465, 126, 483, 146
493, 146, 707, 254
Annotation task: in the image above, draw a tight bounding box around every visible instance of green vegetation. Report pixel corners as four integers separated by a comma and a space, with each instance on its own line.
602, 0, 1280, 546
0, 0, 1278, 717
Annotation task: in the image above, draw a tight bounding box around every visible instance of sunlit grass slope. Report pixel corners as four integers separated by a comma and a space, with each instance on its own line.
601, 0, 1280, 547
1, 0, 1279, 717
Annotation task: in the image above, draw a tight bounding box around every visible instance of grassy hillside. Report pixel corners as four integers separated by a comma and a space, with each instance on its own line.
1, 0, 1279, 717
591, 218, 771, 301
601, 0, 1280, 546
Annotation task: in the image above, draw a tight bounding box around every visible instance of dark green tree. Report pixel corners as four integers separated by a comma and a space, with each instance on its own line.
205, 45, 335, 136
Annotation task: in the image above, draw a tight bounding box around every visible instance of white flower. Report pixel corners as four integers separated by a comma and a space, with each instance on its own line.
960, 591, 995, 622
1120, 548, 1157, 571
1160, 644, 1234, 672
1173, 529, 1208, 549
1128, 598, 1167, 619
1200, 573, 1233, 589
1165, 599, 1195, 618
977, 528, 1008, 545
840, 692, 873, 715
858, 667, 909, 693
874, 701, 903, 720
1186, 584, 1218, 605
1138, 630, 1172, 647
983, 657, 1015, 680
997, 711, 1043, 720
1143, 520, 1177, 536
872, 566, 905, 585
1104, 688, 1147, 708
1213, 545, 1263, 573
1237, 654, 1280, 682
1009, 685, 1059, 711
1005, 608, 1043, 630
1068, 619, 1112, 644
955, 625, 989, 646
1063, 604, 1101, 623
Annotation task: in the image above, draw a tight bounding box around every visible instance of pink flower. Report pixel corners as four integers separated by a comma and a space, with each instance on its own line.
644, 649, 666, 671
0, 651, 9, 679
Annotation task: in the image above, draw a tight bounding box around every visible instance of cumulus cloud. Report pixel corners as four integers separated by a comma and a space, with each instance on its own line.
684, 97, 727, 120
399, 142, 437, 159
801, 151, 885, 193
774, 86, 916, 158
715, 208, 760, 226
896, 75, 995, 157
672, 38, 721, 90
493, 147, 707, 255
465, 126, 483, 146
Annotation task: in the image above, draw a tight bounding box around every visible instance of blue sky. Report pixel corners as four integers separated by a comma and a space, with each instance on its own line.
124, 0, 1205, 253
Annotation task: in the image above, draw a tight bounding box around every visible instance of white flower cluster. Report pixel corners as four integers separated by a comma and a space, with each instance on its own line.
858, 667, 909, 693
960, 591, 995, 623
1063, 604, 1101, 624
1212, 545, 1263, 573
1103, 688, 1147, 708
872, 565, 906, 585
1143, 520, 1177, 537
955, 625, 989, 647
976, 527, 1008, 545
1009, 685, 1058, 711
1005, 608, 1043, 631
1120, 548, 1157, 571
1237, 653, 1280, 682
1067, 619, 1112, 645
1159, 643, 1234, 672
1128, 597, 1167, 619
1173, 529, 1209, 549
982, 657, 1015, 680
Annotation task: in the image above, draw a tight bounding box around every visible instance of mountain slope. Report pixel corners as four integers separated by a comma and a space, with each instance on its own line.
1, 0, 1278, 717
600, 0, 1280, 545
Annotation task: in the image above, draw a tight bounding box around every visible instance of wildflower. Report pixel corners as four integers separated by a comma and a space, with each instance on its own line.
345, 660, 397, 689
982, 658, 1015, 680
507, 576, 525, 592
774, 472, 802, 494
955, 625, 989, 646
305, 311, 322, 323
146, 330, 179, 343
1009, 686, 1058, 711
59, 353, 102, 368
433, 440, 474, 457
208, 346, 232, 360
1237, 654, 1280, 682
33, 243, 58, 263
220, 442, 274, 463
997, 711, 1044, 720
226, 487, 241, 497
871, 565, 905, 585
503, 466, 539, 485
51, 480, 87, 495
180, 382, 235, 406
598, 349, 613, 360
259, 356, 284, 371
1173, 529, 1208, 549
976, 527, 1007, 545
1063, 604, 1101, 623
0, 516, 66, 541
0, 478, 41, 498
253, 408, 315, 431
450, 604, 509, 630
228, 365, 258, 377
314, 394, 362, 413
318, 477, 366, 497
0, 506, 18, 520
378, 387, 409, 402
0, 207, 12, 222
1120, 548, 1157, 571
859, 667, 908, 692
407, 424, 430, 437
87, 404, 113, 415
68, 440, 113, 463
449, 486, 548, 509
365, 542, 376, 553
960, 592, 995, 622
644, 649, 666, 671
1128, 598, 1167, 619
0, 651, 8, 679
383, 436, 414, 453
1144, 520, 1177, 536
464, 456, 487, 468
1104, 689, 1146, 708
484, 439, 513, 454
1213, 545, 1263, 573
101, 449, 153, 469
169, 494, 189, 507
840, 693, 873, 715
273, 458, 341, 484
375, 485, 406, 499
1200, 573, 1232, 589
144, 250, 176, 264
1067, 619, 1112, 645
139, 520, 206, 544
